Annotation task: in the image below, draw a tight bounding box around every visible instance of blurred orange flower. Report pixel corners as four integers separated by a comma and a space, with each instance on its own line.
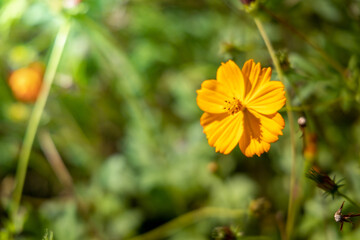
196, 59, 286, 157
8, 63, 44, 103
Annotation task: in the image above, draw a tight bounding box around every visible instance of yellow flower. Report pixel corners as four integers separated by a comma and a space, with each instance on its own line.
196, 59, 286, 157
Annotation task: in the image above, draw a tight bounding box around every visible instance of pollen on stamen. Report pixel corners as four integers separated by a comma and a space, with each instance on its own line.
224, 98, 244, 115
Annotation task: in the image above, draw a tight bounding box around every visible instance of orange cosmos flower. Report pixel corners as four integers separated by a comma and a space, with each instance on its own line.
8, 63, 44, 103
196, 59, 286, 157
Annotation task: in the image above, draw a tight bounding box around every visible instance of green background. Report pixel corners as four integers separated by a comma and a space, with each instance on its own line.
0, 0, 360, 239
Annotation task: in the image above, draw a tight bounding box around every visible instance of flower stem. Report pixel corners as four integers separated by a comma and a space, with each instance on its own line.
259, 5, 347, 78
338, 192, 360, 209
253, 17, 297, 240
126, 207, 246, 240
11, 20, 71, 219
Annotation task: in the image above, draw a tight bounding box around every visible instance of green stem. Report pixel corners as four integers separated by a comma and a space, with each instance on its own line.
338, 192, 360, 209
253, 18, 297, 240
259, 5, 347, 78
11, 20, 71, 219
126, 207, 245, 240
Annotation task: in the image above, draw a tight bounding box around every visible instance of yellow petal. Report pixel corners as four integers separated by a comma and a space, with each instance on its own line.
246, 81, 286, 115
200, 112, 243, 154
200, 112, 229, 134
214, 112, 244, 154
247, 62, 261, 95
196, 80, 231, 113
216, 60, 245, 100
259, 67, 272, 85
247, 67, 272, 98
242, 60, 275, 101
249, 109, 285, 143
241, 59, 255, 98
241, 59, 254, 81
239, 137, 271, 157
238, 110, 271, 157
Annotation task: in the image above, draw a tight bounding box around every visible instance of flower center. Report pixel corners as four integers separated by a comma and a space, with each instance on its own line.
224, 97, 244, 115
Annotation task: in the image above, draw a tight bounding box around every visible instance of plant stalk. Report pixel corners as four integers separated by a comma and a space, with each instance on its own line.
259, 5, 346, 78
11, 20, 71, 219
338, 192, 360, 209
253, 17, 297, 240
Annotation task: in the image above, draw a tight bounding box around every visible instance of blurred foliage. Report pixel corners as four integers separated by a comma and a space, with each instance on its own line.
0, 0, 360, 239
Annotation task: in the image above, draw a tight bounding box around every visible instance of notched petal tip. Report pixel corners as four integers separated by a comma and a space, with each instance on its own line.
215, 147, 231, 155
243, 59, 254, 66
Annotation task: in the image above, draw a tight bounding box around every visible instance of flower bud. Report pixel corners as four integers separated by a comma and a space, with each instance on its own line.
306, 167, 343, 198
297, 116, 306, 128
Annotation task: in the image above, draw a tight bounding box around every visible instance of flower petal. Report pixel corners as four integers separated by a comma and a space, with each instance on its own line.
246, 81, 286, 115
196, 80, 232, 113
216, 60, 245, 100
200, 112, 244, 154
241, 59, 254, 81
241, 59, 255, 97
258, 67, 272, 85
238, 109, 271, 157
214, 112, 244, 154
248, 68, 272, 100
200, 112, 228, 133
239, 137, 271, 157
242, 60, 274, 101
249, 109, 285, 143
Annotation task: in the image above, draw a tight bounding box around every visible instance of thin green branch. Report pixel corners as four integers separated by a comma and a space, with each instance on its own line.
126, 207, 246, 240
11, 20, 71, 219
38, 130, 74, 192
259, 5, 347, 78
253, 18, 297, 240
338, 192, 360, 209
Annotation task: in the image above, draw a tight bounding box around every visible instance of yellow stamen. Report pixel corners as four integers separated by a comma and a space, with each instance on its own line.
224, 97, 244, 115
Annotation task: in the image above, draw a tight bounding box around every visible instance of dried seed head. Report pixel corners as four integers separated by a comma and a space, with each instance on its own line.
334, 214, 342, 222
334, 202, 344, 223
333, 201, 360, 231
306, 167, 343, 198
